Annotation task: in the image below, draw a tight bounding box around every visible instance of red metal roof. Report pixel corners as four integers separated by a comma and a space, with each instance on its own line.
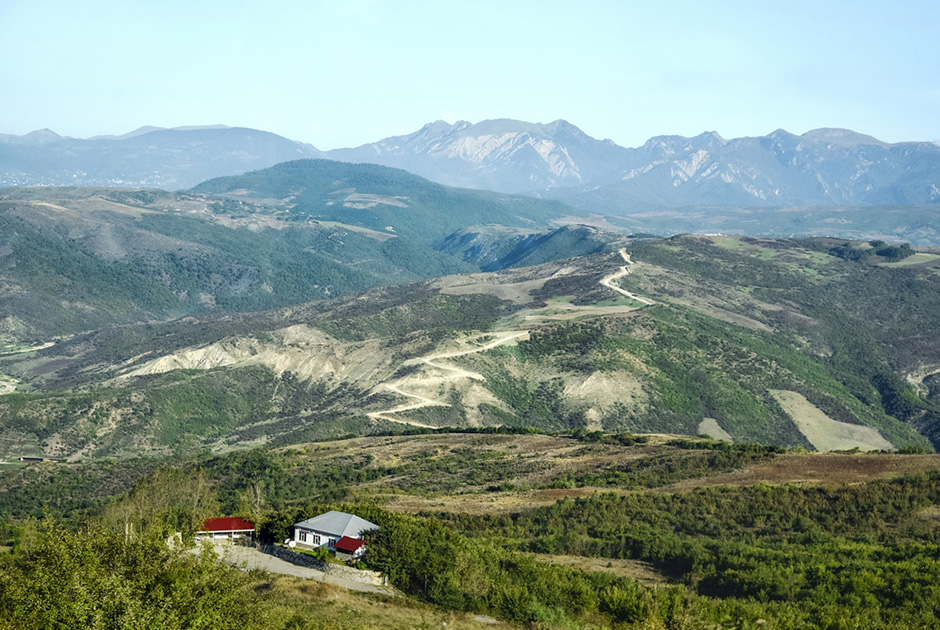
200, 516, 255, 533
334, 536, 365, 553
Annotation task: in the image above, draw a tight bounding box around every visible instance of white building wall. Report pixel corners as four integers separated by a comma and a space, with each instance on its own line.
294, 527, 335, 548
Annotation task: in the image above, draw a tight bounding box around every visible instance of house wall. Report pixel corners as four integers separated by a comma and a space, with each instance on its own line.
293, 527, 339, 549
197, 529, 253, 540
336, 547, 365, 562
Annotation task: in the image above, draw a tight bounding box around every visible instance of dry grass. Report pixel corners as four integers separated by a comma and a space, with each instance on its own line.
521, 553, 667, 586
878, 253, 940, 268
260, 576, 518, 629
915, 505, 940, 528
385, 486, 622, 515
279, 433, 940, 517
308, 432, 678, 494
665, 452, 940, 491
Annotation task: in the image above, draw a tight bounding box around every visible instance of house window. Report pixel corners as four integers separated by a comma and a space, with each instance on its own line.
313, 534, 322, 546
328, 537, 337, 547
299, 530, 307, 543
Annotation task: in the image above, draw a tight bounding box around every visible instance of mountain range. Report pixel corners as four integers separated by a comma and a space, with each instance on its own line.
333, 120, 940, 210
4, 120, 940, 212
2, 121, 940, 460
0, 126, 324, 189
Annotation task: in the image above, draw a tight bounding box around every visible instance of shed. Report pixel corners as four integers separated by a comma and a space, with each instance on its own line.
198, 516, 255, 539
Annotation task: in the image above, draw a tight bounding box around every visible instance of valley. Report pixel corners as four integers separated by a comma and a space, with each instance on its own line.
2, 227, 939, 461
3, 430, 940, 628
1, 144, 940, 630
4, 3, 939, 627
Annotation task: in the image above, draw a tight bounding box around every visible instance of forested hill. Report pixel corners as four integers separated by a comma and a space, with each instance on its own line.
0, 165, 584, 347
2, 234, 939, 459
191, 159, 576, 242
3, 432, 940, 628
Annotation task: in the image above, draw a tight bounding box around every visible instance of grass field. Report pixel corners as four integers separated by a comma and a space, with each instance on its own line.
270, 432, 940, 514
878, 252, 940, 267
247, 577, 518, 629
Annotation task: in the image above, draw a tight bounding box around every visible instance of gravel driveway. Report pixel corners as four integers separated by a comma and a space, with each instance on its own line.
196, 540, 397, 596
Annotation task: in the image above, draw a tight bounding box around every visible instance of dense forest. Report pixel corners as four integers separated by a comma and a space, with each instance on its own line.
3, 432, 940, 628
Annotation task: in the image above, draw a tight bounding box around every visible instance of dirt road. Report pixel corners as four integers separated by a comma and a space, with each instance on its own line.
367, 331, 530, 427
369, 251, 653, 425
196, 541, 397, 596
599, 249, 655, 305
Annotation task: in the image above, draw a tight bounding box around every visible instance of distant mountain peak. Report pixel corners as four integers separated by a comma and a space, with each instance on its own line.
0, 126, 324, 188
89, 126, 165, 140
698, 130, 724, 142
768, 128, 798, 139
169, 124, 232, 132
414, 119, 463, 137
802, 128, 889, 147
23, 128, 64, 143
326, 118, 615, 193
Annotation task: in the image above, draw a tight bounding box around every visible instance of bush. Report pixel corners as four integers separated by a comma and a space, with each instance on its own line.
0, 520, 275, 629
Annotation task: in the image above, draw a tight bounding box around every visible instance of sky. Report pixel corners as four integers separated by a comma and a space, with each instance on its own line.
1, 0, 938, 149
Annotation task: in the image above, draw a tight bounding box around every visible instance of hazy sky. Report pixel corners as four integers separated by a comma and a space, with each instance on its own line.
2, 0, 938, 149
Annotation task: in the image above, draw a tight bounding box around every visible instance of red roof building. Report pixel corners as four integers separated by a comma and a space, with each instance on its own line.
198, 517, 255, 538
334, 536, 366, 556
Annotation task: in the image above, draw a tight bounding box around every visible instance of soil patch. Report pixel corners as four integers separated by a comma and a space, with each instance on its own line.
771, 390, 894, 451
697, 418, 733, 442
665, 452, 940, 490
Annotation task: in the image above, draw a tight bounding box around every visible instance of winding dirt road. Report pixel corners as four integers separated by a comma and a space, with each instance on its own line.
599, 249, 655, 305
367, 331, 529, 427
368, 251, 653, 426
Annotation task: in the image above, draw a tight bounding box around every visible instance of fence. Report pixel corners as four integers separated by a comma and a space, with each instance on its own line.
258, 543, 387, 586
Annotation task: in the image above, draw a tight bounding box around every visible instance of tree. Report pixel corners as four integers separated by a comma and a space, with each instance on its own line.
102, 468, 219, 541
0, 520, 272, 629
238, 479, 268, 533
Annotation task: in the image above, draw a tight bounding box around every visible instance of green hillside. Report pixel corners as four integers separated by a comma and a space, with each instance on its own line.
191, 159, 575, 242
3, 432, 940, 629
0, 167, 580, 347
2, 235, 938, 458
437, 224, 619, 271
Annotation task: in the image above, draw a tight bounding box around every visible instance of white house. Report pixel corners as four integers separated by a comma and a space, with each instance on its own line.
292, 510, 378, 552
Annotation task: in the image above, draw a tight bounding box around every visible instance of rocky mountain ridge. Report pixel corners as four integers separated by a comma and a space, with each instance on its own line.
327, 118, 628, 193
334, 120, 940, 210
5, 120, 939, 212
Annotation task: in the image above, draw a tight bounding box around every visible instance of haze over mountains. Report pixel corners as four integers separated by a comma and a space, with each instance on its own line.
4, 119, 940, 212
333, 120, 940, 210
0, 126, 324, 189
2, 128, 940, 465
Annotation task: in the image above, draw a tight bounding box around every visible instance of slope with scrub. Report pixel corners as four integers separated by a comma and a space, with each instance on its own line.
2, 235, 937, 457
